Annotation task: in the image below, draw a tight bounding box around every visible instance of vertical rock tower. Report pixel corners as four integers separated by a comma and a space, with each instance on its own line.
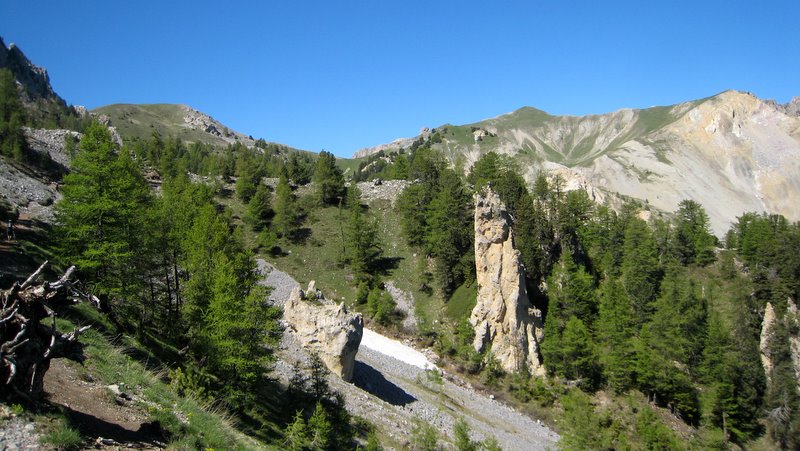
470, 187, 545, 375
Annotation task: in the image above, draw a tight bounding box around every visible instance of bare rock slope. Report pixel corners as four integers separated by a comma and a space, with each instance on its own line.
361, 91, 800, 236
470, 188, 545, 375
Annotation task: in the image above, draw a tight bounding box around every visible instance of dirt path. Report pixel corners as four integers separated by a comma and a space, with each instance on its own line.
43, 359, 165, 449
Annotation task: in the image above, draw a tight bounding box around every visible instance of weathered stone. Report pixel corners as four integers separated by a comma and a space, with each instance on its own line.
760, 302, 777, 383
470, 188, 544, 375
283, 287, 363, 381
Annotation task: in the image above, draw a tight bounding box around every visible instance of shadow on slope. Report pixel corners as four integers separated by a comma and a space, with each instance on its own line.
352, 360, 416, 407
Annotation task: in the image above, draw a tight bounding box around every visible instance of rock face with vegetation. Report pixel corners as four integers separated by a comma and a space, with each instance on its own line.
358, 91, 800, 236
761, 299, 800, 388
283, 286, 363, 381
470, 188, 544, 375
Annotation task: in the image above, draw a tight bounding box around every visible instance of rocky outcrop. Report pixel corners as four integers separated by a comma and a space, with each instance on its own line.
760, 299, 800, 388
470, 188, 544, 375
760, 302, 777, 383
0, 36, 61, 103
283, 285, 363, 381
24, 127, 81, 169
355, 180, 410, 206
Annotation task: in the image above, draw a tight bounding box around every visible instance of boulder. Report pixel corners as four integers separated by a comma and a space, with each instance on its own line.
283, 287, 363, 381
470, 188, 545, 375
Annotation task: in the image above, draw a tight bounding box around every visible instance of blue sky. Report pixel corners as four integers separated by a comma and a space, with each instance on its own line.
1, 1, 798, 157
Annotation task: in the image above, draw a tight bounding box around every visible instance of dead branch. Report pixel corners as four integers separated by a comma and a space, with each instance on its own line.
1, 262, 94, 400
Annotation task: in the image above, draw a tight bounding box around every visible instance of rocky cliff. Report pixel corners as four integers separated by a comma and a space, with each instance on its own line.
283, 285, 363, 382
0, 36, 62, 103
470, 188, 545, 375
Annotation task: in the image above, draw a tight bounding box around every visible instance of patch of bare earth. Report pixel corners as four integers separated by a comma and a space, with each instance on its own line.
43, 359, 166, 450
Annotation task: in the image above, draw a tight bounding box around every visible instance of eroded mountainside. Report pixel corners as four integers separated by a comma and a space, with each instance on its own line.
358, 91, 800, 235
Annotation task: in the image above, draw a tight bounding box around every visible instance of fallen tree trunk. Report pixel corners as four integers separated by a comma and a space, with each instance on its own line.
1, 261, 94, 401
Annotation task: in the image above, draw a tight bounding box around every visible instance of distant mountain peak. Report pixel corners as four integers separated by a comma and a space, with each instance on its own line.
0, 36, 62, 104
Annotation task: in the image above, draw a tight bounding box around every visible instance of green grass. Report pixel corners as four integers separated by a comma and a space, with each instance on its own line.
40, 418, 83, 450
93, 104, 228, 145
335, 156, 364, 177
446, 281, 477, 322
53, 303, 273, 450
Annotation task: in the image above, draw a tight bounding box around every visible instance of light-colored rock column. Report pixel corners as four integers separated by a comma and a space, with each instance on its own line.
470, 188, 545, 375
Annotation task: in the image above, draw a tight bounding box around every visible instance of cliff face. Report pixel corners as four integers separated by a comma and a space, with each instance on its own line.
283, 286, 363, 382
470, 188, 545, 375
0, 36, 62, 103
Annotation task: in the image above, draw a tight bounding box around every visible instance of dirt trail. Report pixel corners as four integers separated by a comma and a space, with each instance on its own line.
43, 359, 165, 450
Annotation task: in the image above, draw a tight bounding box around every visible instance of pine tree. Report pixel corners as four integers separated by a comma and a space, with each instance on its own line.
558, 390, 605, 450
284, 410, 310, 451
596, 277, 636, 393
56, 121, 153, 300
0, 69, 28, 162
202, 252, 281, 396
425, 169, 473, 297
345, 187, 382, 283
308, 402, 333, 450
313, 150, 345, 205
273, 171, 295, 238
621, 218, 660, 327
245, 183, 272, 231
561, 316, 600, 390
453, 417, 479, 451
674, 199, 716, 265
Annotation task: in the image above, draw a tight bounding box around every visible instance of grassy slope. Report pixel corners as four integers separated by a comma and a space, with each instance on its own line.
93, 104, 229, 145
427, 98, 712, 171
262, 195, 444, 330
38, 303, 276, 450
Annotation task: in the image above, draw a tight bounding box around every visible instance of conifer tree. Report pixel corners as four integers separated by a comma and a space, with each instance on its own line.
56, 121, 153, 300
0, 69, 28, 162
203, 252, 281, 396
246, 183, 272, 231
273, 170, 295, 238
425, 169, 473, 297
674, 199, 716, 265
284, 411, 310, 451
344, 186, 382, 283
560, 316, 600, 390
621, 218, 660, 327
596, 277, 636, 392
313, 150, 345, 205
308, 402, 333, 450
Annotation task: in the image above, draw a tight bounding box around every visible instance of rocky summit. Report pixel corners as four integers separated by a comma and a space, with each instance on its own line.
470, 187, 544, 375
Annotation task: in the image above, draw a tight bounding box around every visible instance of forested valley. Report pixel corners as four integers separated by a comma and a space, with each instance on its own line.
2, 60, 800, 450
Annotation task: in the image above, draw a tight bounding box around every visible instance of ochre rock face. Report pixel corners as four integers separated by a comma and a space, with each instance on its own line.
760, 299, 800, 389
470, 188, 544, 375
283, 288, 363, 382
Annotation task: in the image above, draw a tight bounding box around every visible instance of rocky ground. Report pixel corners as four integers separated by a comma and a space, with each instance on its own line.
0, 414, 40, 450
260, 259, 559, 450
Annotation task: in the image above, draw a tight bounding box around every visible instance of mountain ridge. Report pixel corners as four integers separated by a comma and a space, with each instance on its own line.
355, 90, 800, 236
